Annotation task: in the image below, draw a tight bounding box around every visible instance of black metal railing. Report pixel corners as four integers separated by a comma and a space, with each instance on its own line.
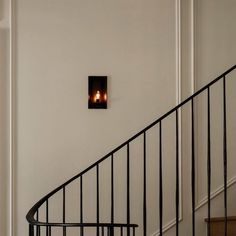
27, 65, 236, 236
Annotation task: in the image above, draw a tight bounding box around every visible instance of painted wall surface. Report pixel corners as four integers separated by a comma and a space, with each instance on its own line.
192, 0, 236, 218
4, 0, 236, 236
0, 0, 10, 235
15, 0, 177, 236
174, 0, 236, 236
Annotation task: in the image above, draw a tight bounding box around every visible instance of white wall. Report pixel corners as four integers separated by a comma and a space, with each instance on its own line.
15, 0, 178, 236
3, 0, 235, 236
0, 0, 10, 235
175, 0, 236, 236
193, 0, 236, 207
195, 0, 236, 86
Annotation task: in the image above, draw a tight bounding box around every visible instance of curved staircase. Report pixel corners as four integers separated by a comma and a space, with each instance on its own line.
26, 65, 236, 236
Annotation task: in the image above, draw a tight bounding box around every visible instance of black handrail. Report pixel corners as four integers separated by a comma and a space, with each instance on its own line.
28, 222, 138, 228
26, 65, 236, 236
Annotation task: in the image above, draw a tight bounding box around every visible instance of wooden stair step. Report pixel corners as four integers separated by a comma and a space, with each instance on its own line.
205, 216, 236, 236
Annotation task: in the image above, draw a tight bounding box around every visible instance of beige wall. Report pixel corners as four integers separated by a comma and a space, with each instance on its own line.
194, 0, 236, 209
15, 0, 177, 236
1, 0, 235, 236
0, 0, 10, 235
176, 0, 236, 236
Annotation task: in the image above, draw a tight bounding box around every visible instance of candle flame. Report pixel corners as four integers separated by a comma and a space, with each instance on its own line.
94, 90, 101, 102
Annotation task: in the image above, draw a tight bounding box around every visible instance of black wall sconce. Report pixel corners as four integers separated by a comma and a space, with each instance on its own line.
88, 76, 107, 109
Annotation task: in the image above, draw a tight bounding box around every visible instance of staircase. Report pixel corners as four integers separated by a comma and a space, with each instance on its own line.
26, 65, 236, 236
205, 217, 236, 236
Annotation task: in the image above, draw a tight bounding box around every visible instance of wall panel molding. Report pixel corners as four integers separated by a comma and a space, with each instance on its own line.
9, 0, 15, 235
152, 0, 183, 234
195, 176, 236, 211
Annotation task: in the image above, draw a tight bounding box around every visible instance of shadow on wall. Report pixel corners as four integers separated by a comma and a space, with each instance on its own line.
0, 27, 9, 236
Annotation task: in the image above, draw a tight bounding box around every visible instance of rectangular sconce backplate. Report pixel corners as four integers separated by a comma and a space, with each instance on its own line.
88, 76, 107, 109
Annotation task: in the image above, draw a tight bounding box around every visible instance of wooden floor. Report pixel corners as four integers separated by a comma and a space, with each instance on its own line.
205, 216, 236, 236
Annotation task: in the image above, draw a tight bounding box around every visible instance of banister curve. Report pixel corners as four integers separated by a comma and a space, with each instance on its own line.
26, 64, 236, 226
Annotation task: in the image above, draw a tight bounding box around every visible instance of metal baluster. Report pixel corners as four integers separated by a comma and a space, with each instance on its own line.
36, 225, 40, 236
97, 164, 100, 236
110, 226, 114, 236
133, 227, 136, 236
191, 98, 195, 236
143, 132, 147, 236
36, 210, 40, 236
111, 154, 114, 225
46, 200, 49, 236
159, 121, 163, 236
127, 144, 130, 236
120, 227, 123, 236
48, 226, 51, 236
223, 76, 228, 236
102, 227, 104, 236
207, 87, 211, 236
63, 226, 66, 236
29, 224, 34, 236
176, 110, 179, 236
80, 176, 84, 236
63, 187, 66, 236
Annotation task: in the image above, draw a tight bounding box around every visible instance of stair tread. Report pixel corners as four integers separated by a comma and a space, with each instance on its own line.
205, 216, 236, 222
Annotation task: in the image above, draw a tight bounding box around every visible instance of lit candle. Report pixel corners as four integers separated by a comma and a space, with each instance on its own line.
95, 91, 101, 103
